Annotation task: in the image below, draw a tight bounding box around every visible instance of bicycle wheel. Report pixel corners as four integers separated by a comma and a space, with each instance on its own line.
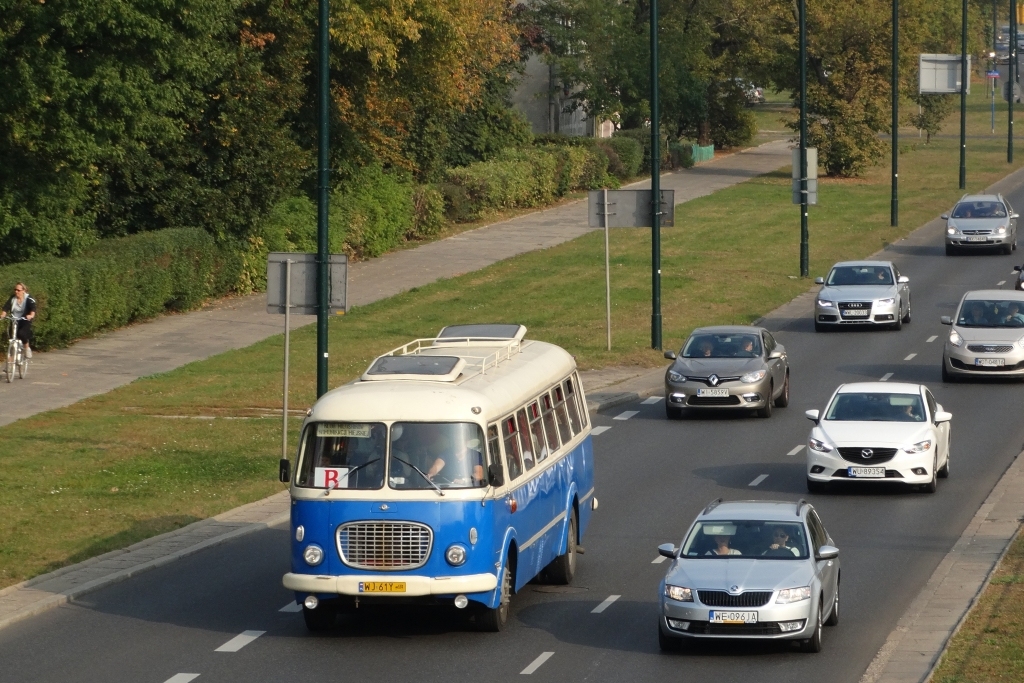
17, 346, 26, 379
4, 344, 13, 383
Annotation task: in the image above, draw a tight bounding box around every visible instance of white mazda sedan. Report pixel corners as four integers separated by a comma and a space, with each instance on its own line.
805, 382, 951, 493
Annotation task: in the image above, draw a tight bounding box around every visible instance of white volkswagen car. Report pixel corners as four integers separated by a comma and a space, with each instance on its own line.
805, 382, 951, 493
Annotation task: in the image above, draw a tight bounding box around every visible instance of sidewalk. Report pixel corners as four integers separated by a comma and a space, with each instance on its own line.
0, 139, 791, 427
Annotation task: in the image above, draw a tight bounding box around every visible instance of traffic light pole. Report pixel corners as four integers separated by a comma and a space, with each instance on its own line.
316, 0, 330, 397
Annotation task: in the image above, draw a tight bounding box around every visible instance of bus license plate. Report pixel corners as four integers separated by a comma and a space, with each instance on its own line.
848, 466, 885, 478
359, 582, 406, 593
697, 388, 729, 397
975, 358, 1005, 367
709, 611, 757, 624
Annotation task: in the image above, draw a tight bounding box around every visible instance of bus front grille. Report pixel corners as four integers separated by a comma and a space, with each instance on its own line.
336, 521, 433, 570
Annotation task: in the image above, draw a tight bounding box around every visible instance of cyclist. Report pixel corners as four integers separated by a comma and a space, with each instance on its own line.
1, 282, 37, 359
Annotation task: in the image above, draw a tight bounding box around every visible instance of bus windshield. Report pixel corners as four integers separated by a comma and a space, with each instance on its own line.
296, 422, 387, 489
389, 422, 487, 490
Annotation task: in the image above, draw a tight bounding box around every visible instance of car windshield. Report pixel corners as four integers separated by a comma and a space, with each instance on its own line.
825, 392, 925, 422
680, 520, 809, 559
682, 333, 762, 358
957, 299, 1024, 327
952, 201, 1007, 218
826, 265, 893, 286
296, 422, 387, 489
389, 422, 487, 490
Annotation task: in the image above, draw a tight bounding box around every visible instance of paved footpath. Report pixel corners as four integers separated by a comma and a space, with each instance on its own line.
0, 139, 791, 427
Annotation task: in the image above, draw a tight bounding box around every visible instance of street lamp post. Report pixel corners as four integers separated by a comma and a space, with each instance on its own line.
891, 0, 899, 227
799, 0, 809, 277
1012, 0, 1018, 164
650, 0, 662, 350
316, 0, 330, 397
960, 0, 967, 189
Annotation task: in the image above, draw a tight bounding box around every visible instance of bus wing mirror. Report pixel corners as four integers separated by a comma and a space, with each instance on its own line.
488, 463, 505, 487
279, 459, 291, 483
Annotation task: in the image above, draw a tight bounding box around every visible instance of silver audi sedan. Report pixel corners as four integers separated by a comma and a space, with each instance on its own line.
941, 290, 1024, 381
943, 194, 1018, 255
657, 499, 840, 653
663, 326, 789, 419
813, 260, 911, 331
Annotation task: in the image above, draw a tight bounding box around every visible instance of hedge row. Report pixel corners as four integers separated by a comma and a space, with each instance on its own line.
0, 229, 238, 349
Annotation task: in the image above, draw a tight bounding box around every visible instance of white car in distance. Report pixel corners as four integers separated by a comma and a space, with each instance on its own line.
805, 382, 951, 493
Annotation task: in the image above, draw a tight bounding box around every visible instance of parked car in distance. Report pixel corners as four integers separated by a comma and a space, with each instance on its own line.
805, 382, 951, 493
657, 499, 840, 653
943, 194, 1018, 255
813, 261, 911, 331
941, 289, 1024, 381
663, 326, 789, 419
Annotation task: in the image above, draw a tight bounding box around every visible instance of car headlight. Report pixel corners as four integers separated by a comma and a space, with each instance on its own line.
817, 299, 834, 308
445, 544, 468, 566
903, 440, 932, 453
664, 584, 693, 602
740, 369, 767, 383
808, 438, 833, 453
949, 329, 963, 347
668, 370, 684, 382
1017, 337, 1024, 350
776, 587, 812, 604
946, 226, 956, 235
998, 225, 1007, 234
876, 297, 895, 305
303, 544, 324, 566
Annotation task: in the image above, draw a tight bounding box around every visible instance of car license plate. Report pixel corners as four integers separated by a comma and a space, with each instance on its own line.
709, 611, 758, 624
697, 388, 729, 397
848, 466, 885, 478
842, 309, 869, 317
975, 358, 1005, 367
359, 582, 406, 593
965, 236, 989, 242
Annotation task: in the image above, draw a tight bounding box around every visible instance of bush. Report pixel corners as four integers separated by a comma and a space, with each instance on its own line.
602, 137, 643, 178
0, 229, 230, 349
669, 142, 695, 169
410, 185, 446, 239
614, 129, 670, 174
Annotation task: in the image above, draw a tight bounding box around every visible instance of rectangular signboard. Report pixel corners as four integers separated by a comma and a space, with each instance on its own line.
919, 54, 971, 94
266, 252, 348, 315
587, 190, 675, 227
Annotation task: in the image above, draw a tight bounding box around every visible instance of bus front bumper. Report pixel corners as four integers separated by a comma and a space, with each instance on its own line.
283, 572, 498, 596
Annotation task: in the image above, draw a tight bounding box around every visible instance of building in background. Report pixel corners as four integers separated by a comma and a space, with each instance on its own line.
512, 55, 614, 137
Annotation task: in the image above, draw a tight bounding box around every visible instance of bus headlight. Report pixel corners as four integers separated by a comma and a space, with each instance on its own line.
446, 544, 468, 566
303, 544, 324, 566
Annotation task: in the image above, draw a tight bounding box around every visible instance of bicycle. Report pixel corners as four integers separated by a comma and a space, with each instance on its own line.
2, 317, 28, 382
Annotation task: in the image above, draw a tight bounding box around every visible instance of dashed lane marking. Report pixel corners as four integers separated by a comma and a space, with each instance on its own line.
164, 676, 200, 683
904, 353, 917, 361
215, 630, 266, 653
880, 372, 893, 381
749, 474, 769, 487
614, 411, 639, 420
927, 336, 938, 342
521, 652, 555, 675
787, 445, 804, 456
652, 555, 668, 564
642, 396, 664, 405
999, 280, 1007, 286
592, 595, 621, 613
279, 602, 303, 613
590, 426, 612, 436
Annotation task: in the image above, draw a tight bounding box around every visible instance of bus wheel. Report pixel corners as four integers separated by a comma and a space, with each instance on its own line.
302, 600, 337, 632
477, 561, 513, 632
546, 511, 578, 585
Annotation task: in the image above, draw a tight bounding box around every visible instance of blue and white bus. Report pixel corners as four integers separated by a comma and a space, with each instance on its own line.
280, 324, 596, 631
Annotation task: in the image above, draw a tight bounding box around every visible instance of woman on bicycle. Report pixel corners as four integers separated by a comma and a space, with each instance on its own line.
1, 283, 36, 359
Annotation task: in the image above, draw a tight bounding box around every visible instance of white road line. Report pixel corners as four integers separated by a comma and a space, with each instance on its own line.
880, 372, 893, 381
748, 474, 769, 487
927, 335, 938, 343
279, 602, 303, 613
642, 396, 664, 405
787, 445, 804, 456
904, 353, 917, 361
521, 652, 555, 675
164, 676, 200, 683
613, 410, 639, 420
998, 280, 1007, 286
215, 630, 266, 653
652, 555, 668, 564
590, 426, 612, 436
592, 595, 621, 613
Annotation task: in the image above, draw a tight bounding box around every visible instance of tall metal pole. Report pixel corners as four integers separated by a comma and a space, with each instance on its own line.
960, 0, 968, 189
799, 0, 809, 277
650, 0, 662, 350
1012, 0, 1018, 163
891, 0, 899, 227
282, 259, 292, 463
316, 0, 330, 396
603, 189, 612, 351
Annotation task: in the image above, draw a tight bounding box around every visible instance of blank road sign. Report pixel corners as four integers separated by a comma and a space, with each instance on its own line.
266, 252, 348, 315
588, 190, 675, 227
919, 54, 970, 94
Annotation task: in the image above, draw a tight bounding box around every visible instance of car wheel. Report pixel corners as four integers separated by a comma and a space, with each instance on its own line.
902, 300, 911, 324
1004, 242, 1014, 255
891, 313, 902, 331
302, 601, 337, 632
806, 478, 828, 494
757, 383, 774, 418
938, 449, 950, 478
775, 372, 790, 407
945, 244, 956, 256
665, 404, 684, 420
801, 602, 823, 653
921, 455, 938, 493
545, 511, 577, 585
942, 360, 957, 383
477, 562, 513, 632
658, 624, 682, 653
825, 581, 839, 626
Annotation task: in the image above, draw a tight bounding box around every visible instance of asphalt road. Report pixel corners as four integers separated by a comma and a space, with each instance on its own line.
4, 199, 1024, 682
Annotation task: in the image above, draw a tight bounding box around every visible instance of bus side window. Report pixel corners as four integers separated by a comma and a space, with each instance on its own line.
528, 400, 549, 462
540, 393, 561, 454
516, 409, 536, 470
552, 385, 573, 443
572, 372, 589, 428
563, 378, 583, 434
487, 423, 501, 476
501, 417, 524, 481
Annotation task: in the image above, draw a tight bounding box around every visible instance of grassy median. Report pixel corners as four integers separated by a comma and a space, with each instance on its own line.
1, 83, 1023, 589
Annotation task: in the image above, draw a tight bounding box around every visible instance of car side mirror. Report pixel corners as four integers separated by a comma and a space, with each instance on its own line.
898, 276, 909, 284
664, 350, 677, 360
1012, 213, 1020, 219
1014, 265, 1022, 272
769, 349, 784, 359
488, 463, 505, 487
940, 316, 952, 325
814, 277, 825, 285
805, 409, 820, 423
817, 545, 839, 560
658, 543, 678, 559
279, 458, 291, 483
940, 213, 949, 220
934, 410, 953, 423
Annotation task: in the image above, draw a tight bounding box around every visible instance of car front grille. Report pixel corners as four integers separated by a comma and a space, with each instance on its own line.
685, 375, 740, 385
336, 521, 433, 570
697, 590, 773, 607
967, 344, 1013, 353
961, 229, 992, 235
687, 395, 742, 406
838, 301, 872, 310
950, 358, 1024, 371
837, 447, 898, 463
686, 621, 783, 636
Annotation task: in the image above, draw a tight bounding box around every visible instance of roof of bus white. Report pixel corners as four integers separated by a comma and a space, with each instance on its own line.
308, 340, 579, 423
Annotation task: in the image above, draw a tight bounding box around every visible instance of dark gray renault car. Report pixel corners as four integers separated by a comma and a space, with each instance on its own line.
663, 326, 789, 419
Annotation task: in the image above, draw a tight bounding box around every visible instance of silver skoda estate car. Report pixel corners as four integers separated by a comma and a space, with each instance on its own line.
657, 499, 840, 653
814, 261, 911, 331
663, 326, 790, 419
941, 290, 1024, 381
942, 194, 1018, 255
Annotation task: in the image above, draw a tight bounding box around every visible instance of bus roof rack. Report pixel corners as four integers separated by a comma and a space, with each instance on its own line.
436, 323, 526, 342
361, 333, 525, 382
702, 498, 724, 515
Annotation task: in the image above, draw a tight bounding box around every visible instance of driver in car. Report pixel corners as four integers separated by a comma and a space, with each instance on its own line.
762, 526, 800, 557
1004, 302, 1024, 325
426, 438, 485, 486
